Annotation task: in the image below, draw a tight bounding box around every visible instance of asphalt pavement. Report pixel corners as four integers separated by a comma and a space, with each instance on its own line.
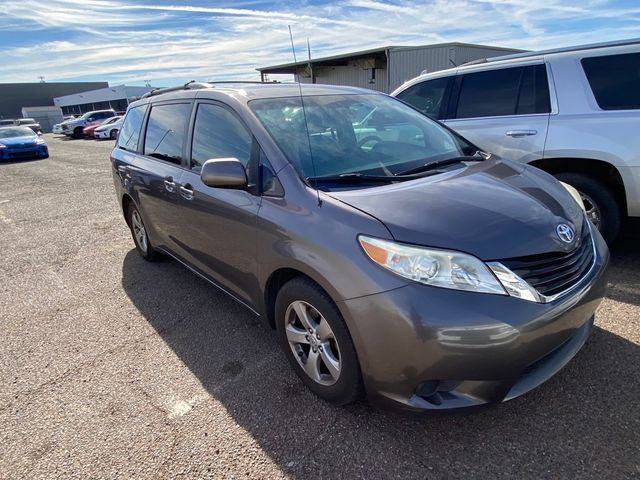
1, 134, 638, 479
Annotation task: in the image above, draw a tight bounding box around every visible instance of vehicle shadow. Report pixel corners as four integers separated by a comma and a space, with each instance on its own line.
607, 218, 640, 306
120, 222, 639, 478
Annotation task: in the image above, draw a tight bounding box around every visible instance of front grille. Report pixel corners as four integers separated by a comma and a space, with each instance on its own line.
500, 222, 594, 298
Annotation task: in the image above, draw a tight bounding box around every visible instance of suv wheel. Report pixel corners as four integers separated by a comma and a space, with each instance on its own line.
275, 277, 362, 405
127, 203, 159, 261
554, 172, 621, 244
73, 127, 84, 139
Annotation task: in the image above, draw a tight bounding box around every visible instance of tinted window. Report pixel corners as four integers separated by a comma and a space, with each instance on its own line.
396, 77, 449, 119
581, 53, 640, 110
516, 65, 551, 114
191, 103, 253, 170
456, 65, 550, 118
117, 104, 148, 152
143, 103, 191, 164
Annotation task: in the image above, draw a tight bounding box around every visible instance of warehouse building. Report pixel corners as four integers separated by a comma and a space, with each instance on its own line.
0, 82, 107, 120
258, 42, 524, 93
53, 85, 154, 115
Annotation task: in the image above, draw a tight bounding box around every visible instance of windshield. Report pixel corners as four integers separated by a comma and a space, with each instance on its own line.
0, 127, 35, 138
249, 94, 476, 181
80, 112, 96, 120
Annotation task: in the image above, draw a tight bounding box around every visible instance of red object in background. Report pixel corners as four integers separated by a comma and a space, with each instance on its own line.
82, 121, 102, 137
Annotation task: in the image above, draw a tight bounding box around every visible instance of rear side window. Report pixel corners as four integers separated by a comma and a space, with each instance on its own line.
581, 53, 640, 110
455, 65, 550, 119
143, 103, 191, 165
396, 77, 450, 119
117, 104, 148, 152
190, 103, 253, 171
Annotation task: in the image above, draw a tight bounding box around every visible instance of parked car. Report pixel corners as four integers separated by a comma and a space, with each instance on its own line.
0, 119, 15, 127
62, 109, 117, 138
0, 126, 48, 161
14, 118, 42, 134
94, 116, 123, 140
392, 38, 640, 244
83, 116, 121, 138
111, 82, 608, 412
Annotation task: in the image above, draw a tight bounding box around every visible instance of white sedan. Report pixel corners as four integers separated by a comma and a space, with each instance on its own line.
94, 117, 123, 140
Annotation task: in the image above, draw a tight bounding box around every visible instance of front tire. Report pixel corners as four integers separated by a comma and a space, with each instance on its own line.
554, 172, 621, 244
73, 127, 84, 139
275, 277, 362, 405
110, 129, 118, 139
127, 203, 159, 261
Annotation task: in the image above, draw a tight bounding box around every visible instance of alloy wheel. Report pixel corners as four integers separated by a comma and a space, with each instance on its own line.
131, 210, 148, 253
580, 191, 601, 230
285, 300, 341, 386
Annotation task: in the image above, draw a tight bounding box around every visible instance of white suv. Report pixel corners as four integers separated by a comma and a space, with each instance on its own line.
392, 39, 640, 243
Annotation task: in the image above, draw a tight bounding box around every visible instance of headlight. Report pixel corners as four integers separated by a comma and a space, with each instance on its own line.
359, 235, 507, 295
0, 143, 6, 149
560, 181, 585, 211
35, 137, 46, 144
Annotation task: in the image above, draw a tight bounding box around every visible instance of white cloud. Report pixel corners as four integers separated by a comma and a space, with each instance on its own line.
0, 0, 637, 85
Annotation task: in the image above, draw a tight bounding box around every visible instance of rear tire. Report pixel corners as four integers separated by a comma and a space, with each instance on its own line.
127, 203, 159, 261
275, 277, 362, 405
554, 172, 621, 244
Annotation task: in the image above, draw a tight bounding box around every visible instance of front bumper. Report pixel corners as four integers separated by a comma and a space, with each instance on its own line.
0, 145, 48, 160
94, 130, 110, 139
339, 226, 609, 412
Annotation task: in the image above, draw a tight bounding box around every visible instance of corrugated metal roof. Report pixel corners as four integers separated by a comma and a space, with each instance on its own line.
257, 42, 526, 73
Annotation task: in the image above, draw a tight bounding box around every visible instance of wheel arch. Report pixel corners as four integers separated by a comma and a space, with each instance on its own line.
121, 193, 133, 226
263, 267, 334, 330
529, 157, 627, 215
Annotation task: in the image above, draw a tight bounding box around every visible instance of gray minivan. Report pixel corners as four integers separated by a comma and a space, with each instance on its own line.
111, 82, 608, 412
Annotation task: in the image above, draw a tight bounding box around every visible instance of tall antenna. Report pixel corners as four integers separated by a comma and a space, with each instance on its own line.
288, 25, 321, 206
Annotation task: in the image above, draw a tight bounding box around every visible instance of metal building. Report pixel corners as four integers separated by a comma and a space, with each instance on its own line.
258, 42, 524, 93
0, 82, 107, 120
53, 85, 155, 115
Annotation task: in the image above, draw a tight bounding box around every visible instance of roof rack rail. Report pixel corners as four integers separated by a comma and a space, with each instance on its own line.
141, 80, 212, 98
460, 37, 640, 67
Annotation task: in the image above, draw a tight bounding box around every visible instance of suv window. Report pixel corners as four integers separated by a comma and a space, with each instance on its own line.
143, 103, 191, 165
396, 76, 449, 119
117, 104, 148, 152
581, 53, 640, 110
190, 103, 253, 171
455, 65, 550, 119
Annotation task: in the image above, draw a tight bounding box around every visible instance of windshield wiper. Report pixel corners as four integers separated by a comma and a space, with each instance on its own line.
307, 172, 412, 184
394, 154, 487, 177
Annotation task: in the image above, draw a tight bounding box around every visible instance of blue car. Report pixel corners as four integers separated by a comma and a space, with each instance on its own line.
0, 127, 49, 161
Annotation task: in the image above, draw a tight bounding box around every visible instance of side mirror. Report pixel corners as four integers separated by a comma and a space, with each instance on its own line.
200, 158, 247, 188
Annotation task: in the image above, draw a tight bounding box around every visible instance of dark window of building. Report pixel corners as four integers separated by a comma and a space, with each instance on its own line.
190, 103, 253, 171
117, 104, 148, 152
143, 103, 191, 164
395, 76, 450, 119
581, 53, 640, 110
455, 65, 550, 119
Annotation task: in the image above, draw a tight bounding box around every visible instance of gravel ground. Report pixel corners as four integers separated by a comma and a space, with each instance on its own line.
1, 134, 639, 479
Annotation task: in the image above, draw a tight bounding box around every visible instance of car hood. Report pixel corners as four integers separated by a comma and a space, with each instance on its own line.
0, 135, 38, 146
326, 159, 585, 260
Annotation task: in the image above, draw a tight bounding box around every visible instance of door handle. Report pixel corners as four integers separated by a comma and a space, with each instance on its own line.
506, 129, 537, 137
179, 184, 194, 201
163, 176, 176, 193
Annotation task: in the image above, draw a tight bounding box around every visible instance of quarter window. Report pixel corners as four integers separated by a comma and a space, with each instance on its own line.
190, 103, 253, 171
455, 65, 550, 119
117, 104, 148, 152
143, 103, 191, 165
581, 53, 640, 110
396, 77, 450, 119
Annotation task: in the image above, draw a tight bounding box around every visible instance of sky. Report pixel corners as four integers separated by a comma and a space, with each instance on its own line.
0, 0, 638, 87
